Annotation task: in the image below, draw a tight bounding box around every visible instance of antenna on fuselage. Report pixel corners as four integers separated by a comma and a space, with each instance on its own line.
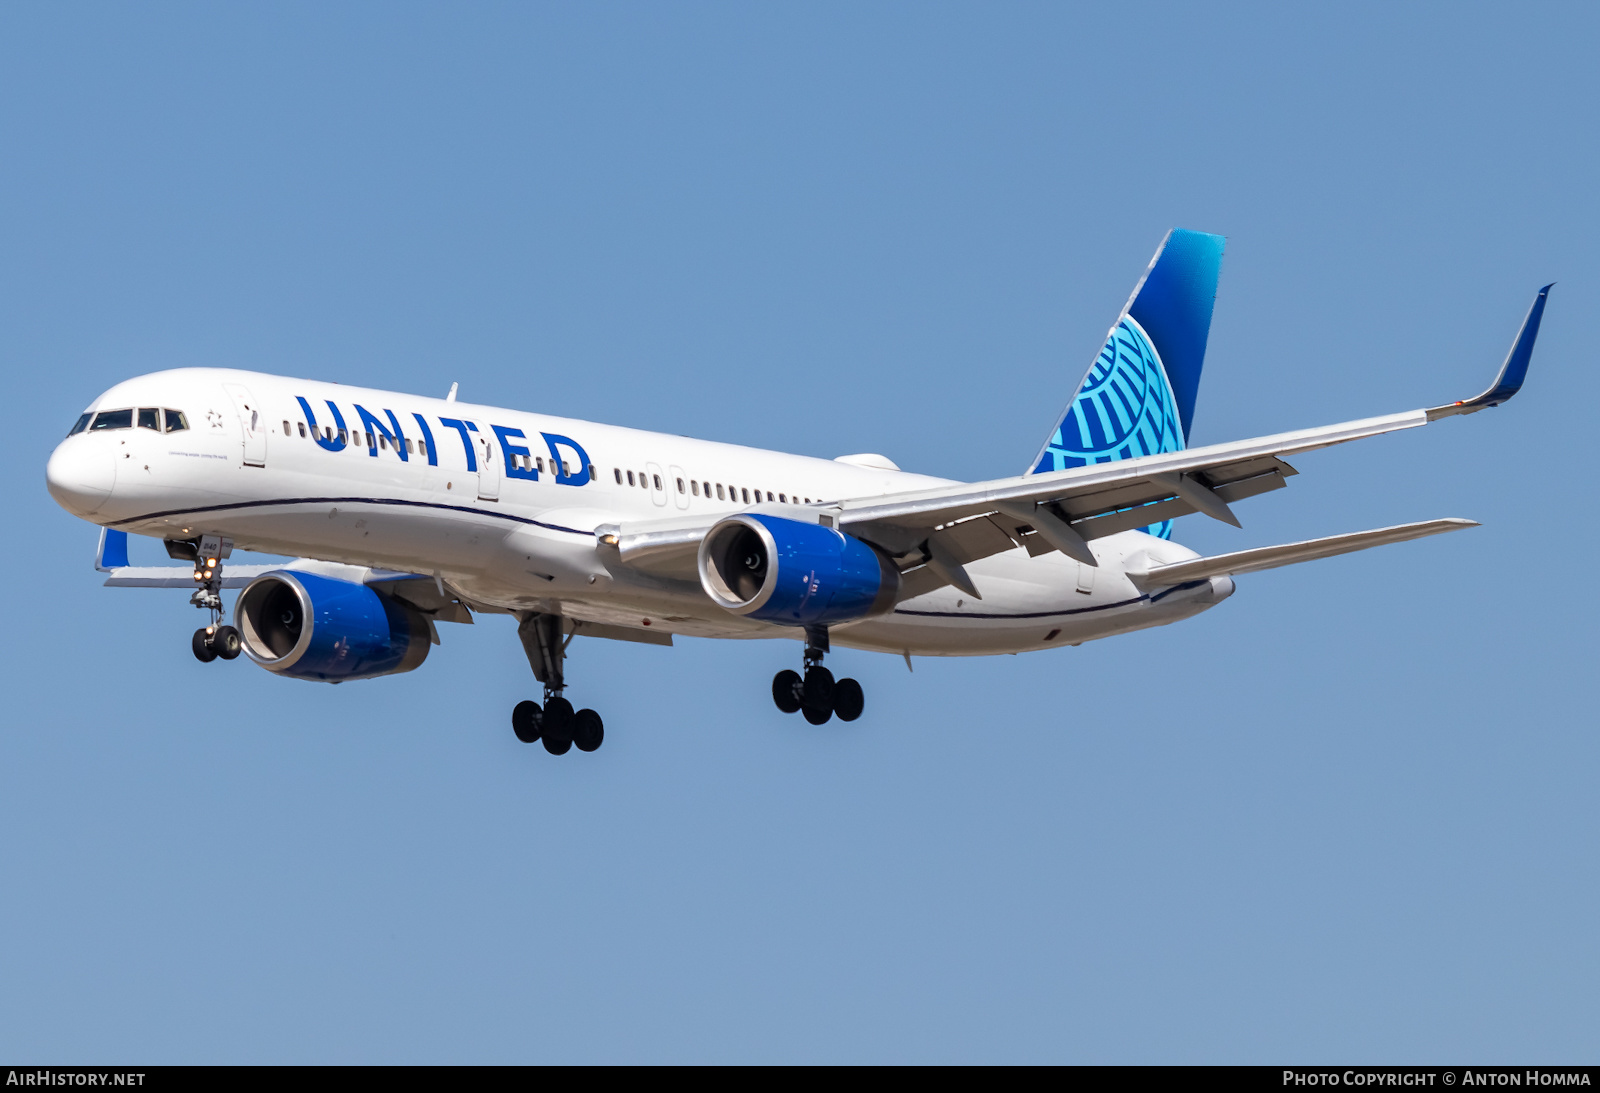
445, 382, 458, 402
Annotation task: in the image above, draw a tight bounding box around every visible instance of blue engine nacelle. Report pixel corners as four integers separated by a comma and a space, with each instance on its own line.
698, 514, 899, 626
234, 571, 431, 682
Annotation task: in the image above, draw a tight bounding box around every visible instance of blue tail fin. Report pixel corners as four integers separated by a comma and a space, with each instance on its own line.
1027, 228, 1226, 537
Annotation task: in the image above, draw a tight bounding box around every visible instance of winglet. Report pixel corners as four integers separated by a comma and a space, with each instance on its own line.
1429, 284, 1553, 420
95, 527, 130, 572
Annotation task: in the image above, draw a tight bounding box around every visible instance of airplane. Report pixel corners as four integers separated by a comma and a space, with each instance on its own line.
44, 229, 1551, 756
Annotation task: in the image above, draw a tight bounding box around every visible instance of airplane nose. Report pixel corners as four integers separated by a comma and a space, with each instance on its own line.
46, 439, 116, 517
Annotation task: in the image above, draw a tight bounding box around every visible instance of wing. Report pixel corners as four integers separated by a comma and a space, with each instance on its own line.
603, 285, 1551, 596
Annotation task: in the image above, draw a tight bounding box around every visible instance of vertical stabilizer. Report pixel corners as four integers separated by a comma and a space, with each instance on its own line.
1028, 228, 1225, 536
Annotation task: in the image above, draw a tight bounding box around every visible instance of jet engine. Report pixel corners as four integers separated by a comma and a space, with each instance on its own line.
698, 514, 899, 626
235, 571, 432, 682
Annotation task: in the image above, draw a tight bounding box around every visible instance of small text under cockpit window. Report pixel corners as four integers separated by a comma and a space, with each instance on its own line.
91, 409, 133, 431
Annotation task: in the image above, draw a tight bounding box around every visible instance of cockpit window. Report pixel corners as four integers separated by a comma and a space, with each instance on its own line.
90, 409, 133, 431
163, 409, 188, 433
67, 413, 91, 437
137, 408, 160, 431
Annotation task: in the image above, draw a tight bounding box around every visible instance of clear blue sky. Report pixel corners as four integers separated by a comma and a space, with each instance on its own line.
2, 2, 1595, 1063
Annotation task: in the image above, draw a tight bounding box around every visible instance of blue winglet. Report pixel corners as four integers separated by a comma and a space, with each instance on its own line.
95, 528, 129, 571
1429, 284, 1552, 419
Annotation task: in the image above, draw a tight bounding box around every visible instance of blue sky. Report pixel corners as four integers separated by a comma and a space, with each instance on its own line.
2, 2, 1596, 1062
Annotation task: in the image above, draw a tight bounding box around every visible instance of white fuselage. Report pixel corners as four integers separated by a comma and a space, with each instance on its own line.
46, 368, 1233, 657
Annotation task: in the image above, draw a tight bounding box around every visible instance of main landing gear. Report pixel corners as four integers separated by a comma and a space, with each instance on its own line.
511, 612, 605, 755
772, 626, 864, 725
186, 533, 242, 664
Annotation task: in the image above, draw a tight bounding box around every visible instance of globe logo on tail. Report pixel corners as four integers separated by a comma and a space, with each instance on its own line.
1033, 315, 1184, 537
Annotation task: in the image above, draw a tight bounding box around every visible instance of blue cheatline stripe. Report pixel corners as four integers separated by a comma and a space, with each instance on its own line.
106, 496, 597, 538
892, 581, 1208, 620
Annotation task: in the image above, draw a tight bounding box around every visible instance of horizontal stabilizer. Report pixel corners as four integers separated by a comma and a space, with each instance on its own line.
1129, 518, 1478, 587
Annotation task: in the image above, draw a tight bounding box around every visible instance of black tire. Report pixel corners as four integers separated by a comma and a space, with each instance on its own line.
802, 665, 835, 710
213, 625, 243, 660
512, 700, 542, 744
191, 628, 217, 663
772, 669, 802, 714
802, 703, 832, 725
573, 708, 604, 752
832, 678, 864, 722
542, 696, 575, 755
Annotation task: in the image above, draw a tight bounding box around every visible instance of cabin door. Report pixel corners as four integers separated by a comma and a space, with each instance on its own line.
223, 383, 268, 467
476, 431, 500, 501
646, 461, 668, 507
669, 464, 691, 510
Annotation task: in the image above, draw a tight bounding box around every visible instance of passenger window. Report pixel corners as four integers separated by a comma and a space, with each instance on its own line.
652, 474, 661, 490
779, 493, 786, 503
163, 409, 189, 433
537, 456, 546, 473
138, 408, 160, 430
716, 484, 725, 500
676, 478, 684, 493
702, 481, 711, 496
281, 420, 290, 436
338, 429, 347, 443
300, 423, 308, 439
614, 468, 623, 484
691, 481, 700, 496
405, 437, 412, 452
626, 470, 635, 486
564, 462, 572, 477
68, 413, 91, 437
640, 472, 648, 488
741, 488, 750, 503
91, 409, 132, 431
379, 435, 388, 450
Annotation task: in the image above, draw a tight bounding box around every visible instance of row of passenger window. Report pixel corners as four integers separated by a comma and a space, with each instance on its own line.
611, 467, 820, 506
280, 417, 593, 480
68, 408, 189, 436
283, 418, 421, 454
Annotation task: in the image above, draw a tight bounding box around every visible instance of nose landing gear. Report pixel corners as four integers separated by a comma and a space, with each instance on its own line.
511, 612, 605, 755
192, 624, 241, 662
185, 534, 242, 664
772, 626, 864, 724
